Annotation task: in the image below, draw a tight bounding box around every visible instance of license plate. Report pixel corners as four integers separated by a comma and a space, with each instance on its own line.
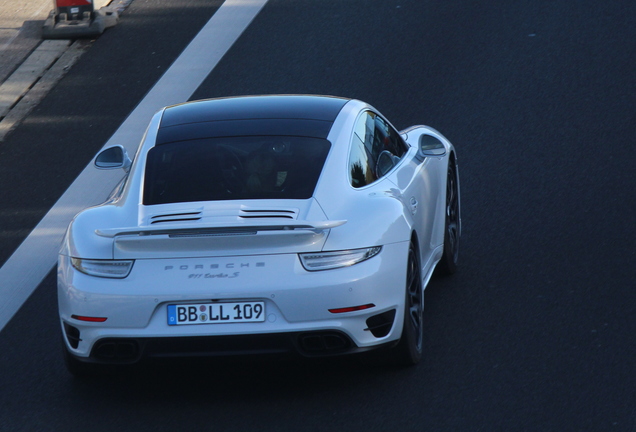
167, 302, 265, 326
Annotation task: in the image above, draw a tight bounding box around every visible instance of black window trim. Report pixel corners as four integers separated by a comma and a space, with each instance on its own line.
347, 109, 409, 189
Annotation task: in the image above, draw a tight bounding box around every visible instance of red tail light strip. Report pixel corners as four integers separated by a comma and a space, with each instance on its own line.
328, 303, 375, 314
71, 315, 108, 322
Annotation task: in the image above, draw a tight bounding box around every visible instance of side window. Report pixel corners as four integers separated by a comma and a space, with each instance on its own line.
348, 111, 408, 188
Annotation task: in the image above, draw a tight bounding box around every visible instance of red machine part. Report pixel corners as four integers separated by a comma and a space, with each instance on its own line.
55, 0, 92, 6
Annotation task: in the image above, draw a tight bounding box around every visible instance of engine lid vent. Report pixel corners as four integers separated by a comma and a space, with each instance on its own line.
150, 211, 203, 224
238, 208, 298, 220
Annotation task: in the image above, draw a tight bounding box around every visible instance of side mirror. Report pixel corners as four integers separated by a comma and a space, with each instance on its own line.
418, 134, 446, 158
95, 145, 132, 172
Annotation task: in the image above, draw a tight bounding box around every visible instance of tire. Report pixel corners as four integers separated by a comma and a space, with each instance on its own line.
392, 242, 424, 366
436, 158, 460, 275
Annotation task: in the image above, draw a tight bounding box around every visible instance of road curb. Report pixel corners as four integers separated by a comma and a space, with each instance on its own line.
0, 39, 91, 141
0, 0, 131, 142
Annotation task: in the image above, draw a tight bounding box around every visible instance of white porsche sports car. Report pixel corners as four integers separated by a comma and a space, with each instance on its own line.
58, 95, 460, 373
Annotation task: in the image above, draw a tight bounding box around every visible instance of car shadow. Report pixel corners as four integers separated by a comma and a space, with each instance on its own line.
65, 354, 420, 403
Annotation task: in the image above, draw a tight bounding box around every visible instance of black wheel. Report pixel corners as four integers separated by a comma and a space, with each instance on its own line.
392, 242, 424, 366
436, 158, 460, 275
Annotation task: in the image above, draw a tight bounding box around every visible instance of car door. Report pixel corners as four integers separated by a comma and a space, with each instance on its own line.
346, 110, 446, 277
347, 110, 445, 271
386, 137, 445, 275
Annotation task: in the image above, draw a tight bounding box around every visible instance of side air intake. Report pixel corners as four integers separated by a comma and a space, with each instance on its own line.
365, 309, 397, 338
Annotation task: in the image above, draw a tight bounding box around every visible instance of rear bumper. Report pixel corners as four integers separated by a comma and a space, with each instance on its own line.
63, 324, 398, 365
58, 242, 410, 360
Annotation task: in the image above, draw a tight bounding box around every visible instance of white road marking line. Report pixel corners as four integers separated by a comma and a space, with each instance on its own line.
0, 0, 269, 332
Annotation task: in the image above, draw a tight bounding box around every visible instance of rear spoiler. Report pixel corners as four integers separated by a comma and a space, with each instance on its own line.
95, 219, 347, 238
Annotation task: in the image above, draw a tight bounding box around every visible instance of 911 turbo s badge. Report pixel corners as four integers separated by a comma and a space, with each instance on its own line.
187, 272, 239, 279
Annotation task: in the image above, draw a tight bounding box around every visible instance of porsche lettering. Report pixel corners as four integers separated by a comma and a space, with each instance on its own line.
164, 262, 265, 271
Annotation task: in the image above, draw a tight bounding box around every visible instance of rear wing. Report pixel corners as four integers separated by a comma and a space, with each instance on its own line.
97, 220, 347, 259
96, 219, 346, 238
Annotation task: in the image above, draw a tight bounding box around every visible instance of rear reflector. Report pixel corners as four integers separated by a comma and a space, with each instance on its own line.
71, 315, 108, 322
328, 303, 375, 314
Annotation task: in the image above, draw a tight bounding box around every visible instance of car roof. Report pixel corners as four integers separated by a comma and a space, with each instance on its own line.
155, 95, 350, 144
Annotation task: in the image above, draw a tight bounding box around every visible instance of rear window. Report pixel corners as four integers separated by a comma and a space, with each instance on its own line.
143, 136, 331, 205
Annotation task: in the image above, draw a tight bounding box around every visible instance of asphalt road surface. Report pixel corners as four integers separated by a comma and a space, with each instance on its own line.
1, 0, 635, 430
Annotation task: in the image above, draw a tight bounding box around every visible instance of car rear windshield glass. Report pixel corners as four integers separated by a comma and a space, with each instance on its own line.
143, 136, 331, 205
